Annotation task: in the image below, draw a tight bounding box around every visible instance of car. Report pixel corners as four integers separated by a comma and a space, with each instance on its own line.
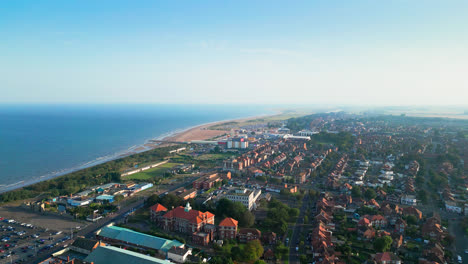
465, 249, 468, 254
458, 255, 462, 263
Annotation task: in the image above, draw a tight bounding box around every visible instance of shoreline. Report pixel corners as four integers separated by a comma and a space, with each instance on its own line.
0, 112, 274, 194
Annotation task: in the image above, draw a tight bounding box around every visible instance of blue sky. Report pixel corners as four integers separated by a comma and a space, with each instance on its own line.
1, 1, 467, 105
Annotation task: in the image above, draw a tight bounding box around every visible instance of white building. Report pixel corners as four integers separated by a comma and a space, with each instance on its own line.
298, 130, 319, 136
168, 247, 192, 263
67, 198, 92, 207
400, 195, 417, 206
445, 201, 462, 214
379, 171, 394, 180
283, 134, 311, 141
225, 188, 261, 211
227, 138, 249, 149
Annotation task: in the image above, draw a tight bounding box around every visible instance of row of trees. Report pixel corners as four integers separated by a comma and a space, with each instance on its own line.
260, 198, 299, 235
1, 147, 174, 203
212, 239, 264, 263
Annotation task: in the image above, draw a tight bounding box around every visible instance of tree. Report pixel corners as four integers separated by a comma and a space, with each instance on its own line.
114, 194, 124, 203
417, 189, 428, 204
275, 242, 289, 260
243, 240, 264, 261
351, 187, 362, 198
146, 194, 160, 207
288, 208, 300, 218
299, 255, 307, 264
209, 256, 234, 264
216, 198, 251, 226
374, 236, 393, 252
160, 193, 183, 209
239, 211, 255, 228
364, 188, 376, 200
231, 246, 242, 261
406, 215, 418, 225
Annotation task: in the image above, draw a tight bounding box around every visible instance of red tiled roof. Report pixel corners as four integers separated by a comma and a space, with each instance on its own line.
163, 206, 215, 225
374, 252, 399, 262
219, 217, 239, 227
371, 215, 386, 221
358, 218, 370, 226
150, 203, 167, 212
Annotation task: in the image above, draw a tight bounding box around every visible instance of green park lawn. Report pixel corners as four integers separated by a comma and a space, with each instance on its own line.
195, 153, 234, 160
124, 162, 181, 180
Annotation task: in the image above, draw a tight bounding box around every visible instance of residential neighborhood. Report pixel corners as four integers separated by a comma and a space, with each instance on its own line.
2, 112, 468, 264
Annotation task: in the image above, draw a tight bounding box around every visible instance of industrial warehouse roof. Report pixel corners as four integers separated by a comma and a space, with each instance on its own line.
84, 246, 173, 264
96, 194, 114, 200
97, 225, 183, 252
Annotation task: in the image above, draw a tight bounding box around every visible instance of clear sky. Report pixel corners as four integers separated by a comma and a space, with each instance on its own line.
1, 1, 467, 105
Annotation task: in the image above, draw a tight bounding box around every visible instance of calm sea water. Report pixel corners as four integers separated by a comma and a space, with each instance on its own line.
0, 104, 270, 192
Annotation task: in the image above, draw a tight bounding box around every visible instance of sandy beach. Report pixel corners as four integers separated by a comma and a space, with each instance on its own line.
163, 124, 228, 142
161, 114, 268, 142
0, 113, 272, 195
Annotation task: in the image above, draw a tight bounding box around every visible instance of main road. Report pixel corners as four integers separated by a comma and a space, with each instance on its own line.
289, 194, 310, 264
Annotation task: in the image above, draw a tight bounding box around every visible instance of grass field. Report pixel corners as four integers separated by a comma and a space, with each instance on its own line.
195, 153, 234, 160
124, 162, 181, 180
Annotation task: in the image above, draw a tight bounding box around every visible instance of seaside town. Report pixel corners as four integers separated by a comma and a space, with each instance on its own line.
0, 112, 467, 264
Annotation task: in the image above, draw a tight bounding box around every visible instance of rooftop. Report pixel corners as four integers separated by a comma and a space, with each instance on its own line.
97, 225, 183, 252
84, 246, 173, 264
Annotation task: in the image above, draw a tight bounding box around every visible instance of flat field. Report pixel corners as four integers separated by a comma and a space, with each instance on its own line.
124, 162, 180, 180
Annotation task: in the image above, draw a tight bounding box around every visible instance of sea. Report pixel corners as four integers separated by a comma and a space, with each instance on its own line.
0, 104, 271, 193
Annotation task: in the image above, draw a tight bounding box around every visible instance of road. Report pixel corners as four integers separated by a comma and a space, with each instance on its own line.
448, 217, 468, 264
288, 194, 310, 264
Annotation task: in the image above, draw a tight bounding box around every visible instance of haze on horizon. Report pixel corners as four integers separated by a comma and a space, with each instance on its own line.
1, 1, 467, 106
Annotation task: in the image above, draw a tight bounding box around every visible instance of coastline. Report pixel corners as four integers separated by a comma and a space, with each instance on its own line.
0, 113, 273, 194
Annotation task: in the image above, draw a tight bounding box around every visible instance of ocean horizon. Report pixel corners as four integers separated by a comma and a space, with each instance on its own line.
0, 104, 271, 193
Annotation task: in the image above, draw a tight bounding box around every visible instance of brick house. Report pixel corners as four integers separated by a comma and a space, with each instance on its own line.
149, 203, 168, 223
373, 252, 401, 264
238, 228, 261, 243
394, 218, 407, 234
162, 203, 215, 235
262, 231, 277, 245
218, 217, 238, 240
402, 206, 422, 220
192, 232, 211, 246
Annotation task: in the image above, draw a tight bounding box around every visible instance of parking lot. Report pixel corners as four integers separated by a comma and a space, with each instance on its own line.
0, 217, 76, 263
